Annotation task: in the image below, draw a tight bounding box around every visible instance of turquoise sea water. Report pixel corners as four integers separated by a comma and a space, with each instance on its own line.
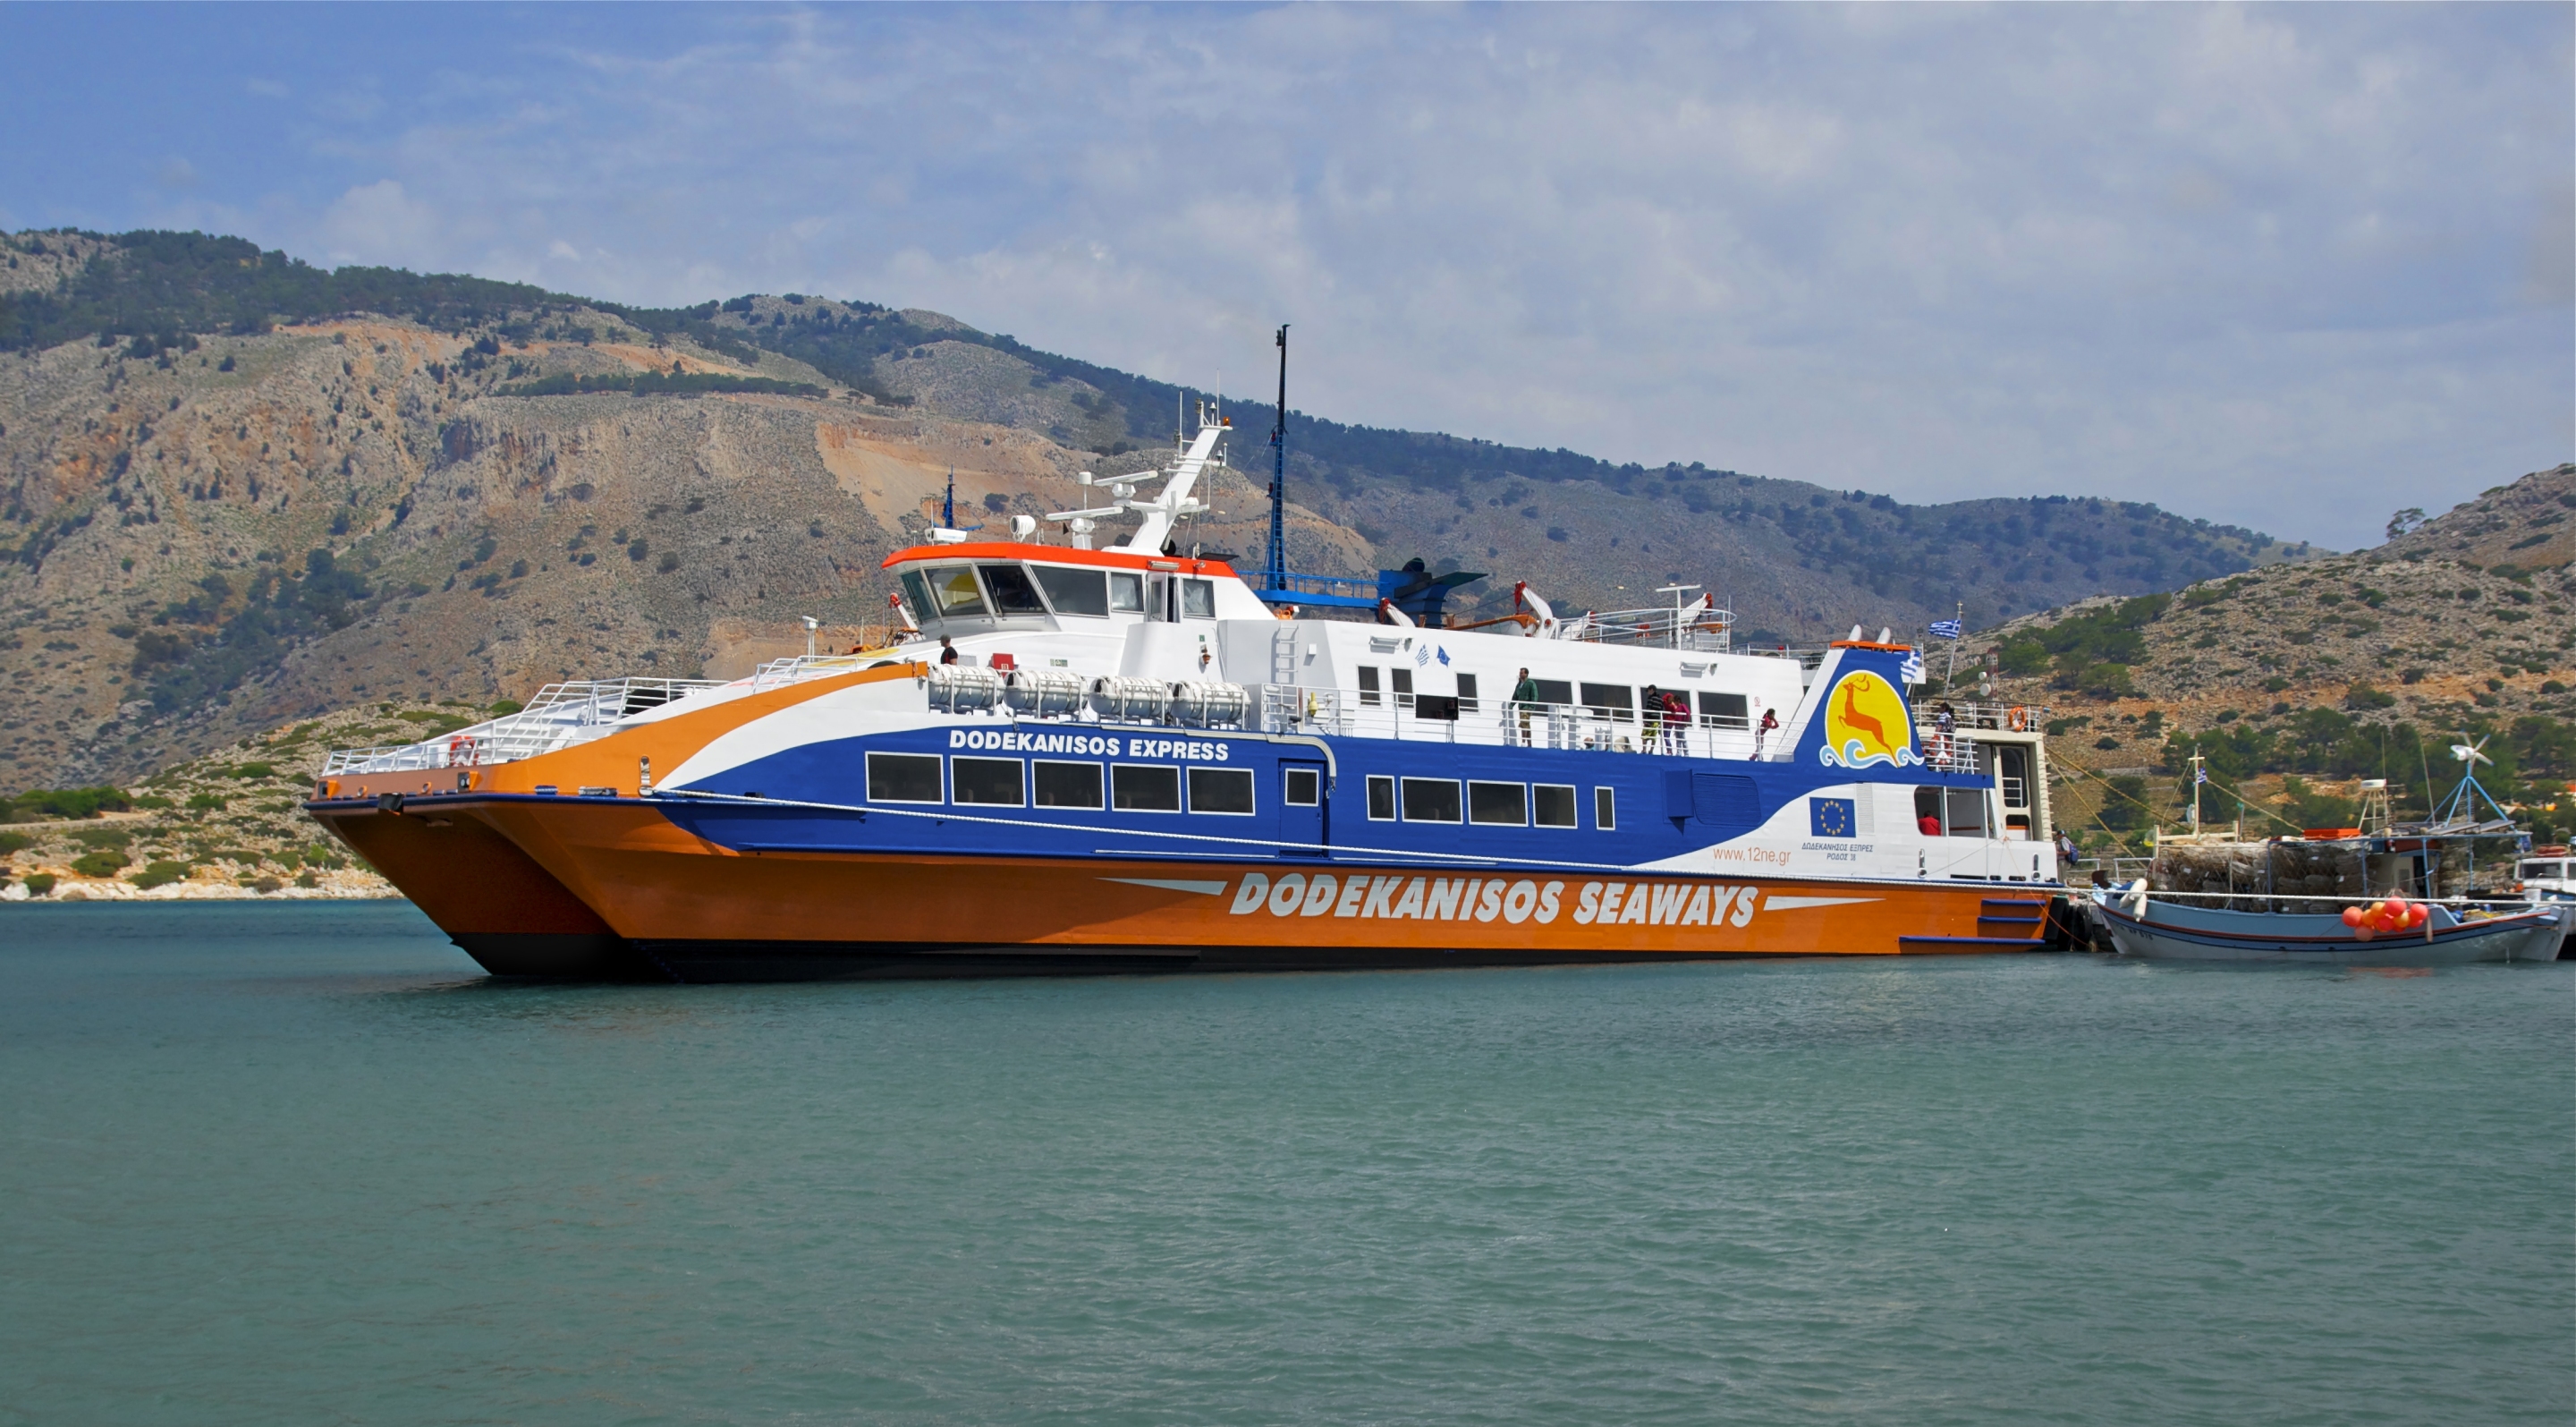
2, 902, 2569, 1426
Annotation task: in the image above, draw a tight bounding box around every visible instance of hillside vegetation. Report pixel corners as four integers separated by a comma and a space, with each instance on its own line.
0, 227, 2322, 796
1962, 465, 2576, 850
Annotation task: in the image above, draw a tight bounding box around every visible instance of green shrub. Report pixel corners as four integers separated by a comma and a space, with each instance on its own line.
2345, 683, 2397, 710
134, 794, 174, 810
70, 850, 128, 878
0, 831, 29, 855
185, 793, 225, 811
230, 762, 275, 779
67, 826, 131, 850
6, 786, 131, 820
488, 700, 523, 716
22, 872, 56, 896
131, 860, 191, 889
295, 871, 319, 889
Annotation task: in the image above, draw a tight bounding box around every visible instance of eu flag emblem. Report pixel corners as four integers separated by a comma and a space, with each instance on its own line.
1809, 797, 1855, 837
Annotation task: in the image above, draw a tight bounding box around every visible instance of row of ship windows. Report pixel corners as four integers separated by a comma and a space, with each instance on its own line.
1355, 668, 1756, 728
860, 753, 1619, 830
902, 564, 1218, 624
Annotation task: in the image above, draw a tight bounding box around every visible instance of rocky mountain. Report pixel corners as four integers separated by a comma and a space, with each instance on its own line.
2, 229, 2318, 795
1958, 464, 2576, 845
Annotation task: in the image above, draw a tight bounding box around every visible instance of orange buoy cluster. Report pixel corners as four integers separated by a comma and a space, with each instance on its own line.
2342, 895, 2428, 939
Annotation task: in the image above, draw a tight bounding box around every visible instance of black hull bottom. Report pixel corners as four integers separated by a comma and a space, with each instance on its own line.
449, 932, 675, 981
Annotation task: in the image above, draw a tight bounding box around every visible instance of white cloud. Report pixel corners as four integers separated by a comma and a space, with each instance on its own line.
137, 4, 2570, 548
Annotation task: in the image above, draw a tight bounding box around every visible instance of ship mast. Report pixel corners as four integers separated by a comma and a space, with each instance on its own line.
1265, 325, 1288, 595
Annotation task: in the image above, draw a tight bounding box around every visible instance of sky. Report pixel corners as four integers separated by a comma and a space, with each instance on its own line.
1, 3, 2568, 550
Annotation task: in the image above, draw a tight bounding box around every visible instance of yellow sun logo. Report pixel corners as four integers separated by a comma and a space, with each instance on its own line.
1818, 670, 1919, 769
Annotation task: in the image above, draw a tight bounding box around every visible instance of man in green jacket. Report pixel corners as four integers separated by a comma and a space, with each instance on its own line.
1512, 667, 1539, 746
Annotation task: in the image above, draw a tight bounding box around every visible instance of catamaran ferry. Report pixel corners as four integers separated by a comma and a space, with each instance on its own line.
307, 400, 2065, 981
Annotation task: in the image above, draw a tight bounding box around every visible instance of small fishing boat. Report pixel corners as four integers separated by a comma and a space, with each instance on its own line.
2082, 752, 2565, 965
2087, 886, 2565, 966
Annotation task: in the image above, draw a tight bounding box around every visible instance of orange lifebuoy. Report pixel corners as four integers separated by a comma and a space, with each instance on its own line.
446, 735, 479, 767
2007, 707, 2029, 732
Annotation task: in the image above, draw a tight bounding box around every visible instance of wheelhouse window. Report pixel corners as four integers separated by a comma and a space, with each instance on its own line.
1534, 784, 1578, 828
1468, 781, 1527, 826
1580, 683, 1634, 722
1454, 673, 1480, 713
1181, 578, 1216, 619
978, 564, 1047, 616
1284, 768, 1321, 806
1189, 767, 1255, 815
899, 571, 938, 628
1033, 760, 1104, 809
1112, 764, 1181, 812
866, 752, 943, 803
927, 565, 988, 618
1107, 571, 1145, 614
1034, 566, 1108, 617
1699, 692, 1750, 730
1358, 667, 1382, 707
951, 757, 1025, 807
1594, 786, 1616, 830
1366, 775, 1395, 820
1401, 777, 1462, 823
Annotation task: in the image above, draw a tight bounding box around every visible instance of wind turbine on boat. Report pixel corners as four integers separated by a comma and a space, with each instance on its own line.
2429, 731, 2515, 832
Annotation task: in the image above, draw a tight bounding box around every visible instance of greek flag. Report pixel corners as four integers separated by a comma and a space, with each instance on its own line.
1415, 644, 1433, 668
1928, 618, 1964, 641
2194, 767, 2210, 786
1899, 650, 1926, 685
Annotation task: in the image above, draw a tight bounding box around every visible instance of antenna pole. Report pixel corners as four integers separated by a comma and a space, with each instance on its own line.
1267, 324, 1289, 594
943, 465, 955, 530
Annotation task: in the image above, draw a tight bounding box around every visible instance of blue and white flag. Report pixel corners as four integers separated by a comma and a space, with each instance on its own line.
1416, 644, 1433, 668
1928, 618, 1964, 641
2194, 766, 2210, 786
1899, 650, 1926, 685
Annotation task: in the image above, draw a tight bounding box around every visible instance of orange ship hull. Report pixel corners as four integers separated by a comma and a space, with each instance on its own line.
313, 794, 2051, 981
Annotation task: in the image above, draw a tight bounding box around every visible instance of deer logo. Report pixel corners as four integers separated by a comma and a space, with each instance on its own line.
1819, 669, 1918, 769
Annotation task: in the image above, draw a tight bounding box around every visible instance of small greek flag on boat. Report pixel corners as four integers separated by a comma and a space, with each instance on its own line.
1899, 650, 1926, 685
2194, 767, 2210, 785
1928, 618, 1964, 641
1416, 644, 1433, 667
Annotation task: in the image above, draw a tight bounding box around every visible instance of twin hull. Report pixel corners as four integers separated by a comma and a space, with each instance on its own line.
309, 662, 2056, 981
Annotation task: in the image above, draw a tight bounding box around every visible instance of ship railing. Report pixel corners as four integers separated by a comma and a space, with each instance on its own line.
1743, 645, 1831, 670
744, 651, 909, 692
1256, 686, 1784, 759
1560, 605, 1735, 652
322, 675, 724, 774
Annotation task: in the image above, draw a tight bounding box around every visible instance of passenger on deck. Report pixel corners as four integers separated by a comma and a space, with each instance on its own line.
939, 637, 959, 666
1919, 812, 1944, 837
1662, 690, 1690, 753
1750, 707, 1779, 760
1641, 684, 1665, 752
1512, 668, 1538, 746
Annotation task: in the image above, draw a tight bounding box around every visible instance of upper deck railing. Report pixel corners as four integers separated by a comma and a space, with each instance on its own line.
322, 676, 723, 775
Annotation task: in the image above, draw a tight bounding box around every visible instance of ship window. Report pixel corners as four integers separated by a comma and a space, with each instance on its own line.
1112, 764, 1181, 812
1107, 571, 1146, 613
1468, 781, 1527, 826
1391, 668, 1414, 710
1534, 785, 1577, 828
1189, 767, 1255, 815
1945, 787, 1989, 837
1455, 673, 1480, 713
1358, 667, 1382, 707
1401, 777, 1462, 823
928, 565, 988, 617
899, 571, 938, 628
951, 757, 1025, 807
1033, 760, 1104, 809
1580, 683, 1634, 722
1034, 565, 1108, 617
1181, 578, 1216, 619
1699, 692, 1750, 730
1594, 786, 1616, 830
866, 752, 944, 804
1366, 775, 1395, 820
1530, 678, 1573, 709
1284, 768, 1320, 805
978, 564, 1047, 616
